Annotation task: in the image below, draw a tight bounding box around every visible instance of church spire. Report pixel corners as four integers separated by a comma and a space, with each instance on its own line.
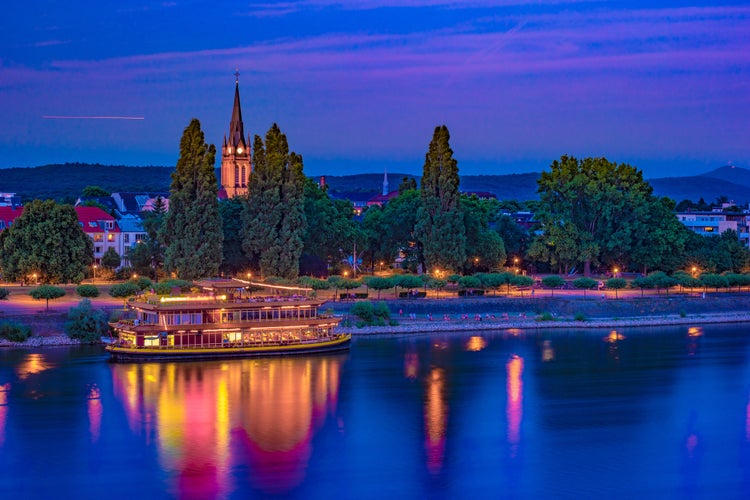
228, 70, 245, 149
382, 168, 390, 196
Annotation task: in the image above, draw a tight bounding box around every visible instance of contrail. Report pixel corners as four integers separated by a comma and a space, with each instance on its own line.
42, 115, 145, 120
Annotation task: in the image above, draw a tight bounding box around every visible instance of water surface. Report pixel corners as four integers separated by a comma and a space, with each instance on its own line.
2, 324, 750, 498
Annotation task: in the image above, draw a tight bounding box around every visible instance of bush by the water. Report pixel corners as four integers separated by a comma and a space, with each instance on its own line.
0, 287, 9, 300
536, 312, 555, 322
350, 301, 392, 327
76, 284, 99, 297
65, 298, 109, 343
0, 321, 32, 342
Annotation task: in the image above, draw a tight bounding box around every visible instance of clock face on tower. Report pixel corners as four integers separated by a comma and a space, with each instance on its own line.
237, 147, 243, 154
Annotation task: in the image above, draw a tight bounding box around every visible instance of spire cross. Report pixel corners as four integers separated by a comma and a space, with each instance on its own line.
235, 69, 240, 83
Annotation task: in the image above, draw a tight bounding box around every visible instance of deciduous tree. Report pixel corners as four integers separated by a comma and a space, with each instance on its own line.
0, 200, 93, 283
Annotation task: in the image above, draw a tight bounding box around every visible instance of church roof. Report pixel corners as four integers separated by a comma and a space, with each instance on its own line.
228, 78, 246, 149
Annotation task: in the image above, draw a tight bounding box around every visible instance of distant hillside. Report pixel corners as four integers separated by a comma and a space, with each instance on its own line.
2, 163, 172, 203
4, 163, 750, 205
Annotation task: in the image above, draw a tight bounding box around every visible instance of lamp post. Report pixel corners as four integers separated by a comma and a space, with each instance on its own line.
32, 273, 38, 285
93, 264, 97, 283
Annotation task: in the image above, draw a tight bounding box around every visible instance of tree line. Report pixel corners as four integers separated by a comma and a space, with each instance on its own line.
1, 120, 748, 285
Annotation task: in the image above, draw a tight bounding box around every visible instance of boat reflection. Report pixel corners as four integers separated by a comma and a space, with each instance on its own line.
110, 354, 345, 497
506, 355, 523, 457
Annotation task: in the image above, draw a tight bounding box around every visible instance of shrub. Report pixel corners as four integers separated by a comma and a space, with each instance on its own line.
536, 312, 555, 322
574, 312, 587, 321
0, 287, 9, 300
134, 276, 153, 291
29, 284, 66, 312
350, 301, 374, 323
0, 321, 32, 342
679, 310, 687, 318
64, 299, 109, 343
76, 284, 100, 298
154, 279, 192, 295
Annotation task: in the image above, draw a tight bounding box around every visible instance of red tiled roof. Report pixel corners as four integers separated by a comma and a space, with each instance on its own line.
75, 206, 120, 233
0, 206, 23, 228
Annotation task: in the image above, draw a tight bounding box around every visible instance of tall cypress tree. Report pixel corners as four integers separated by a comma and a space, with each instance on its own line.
161, 119, 223, 279
415, 125, 466, 273
242, 124, 307, 279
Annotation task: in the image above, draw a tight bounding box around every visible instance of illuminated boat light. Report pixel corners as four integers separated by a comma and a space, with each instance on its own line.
160, 295, 226, 303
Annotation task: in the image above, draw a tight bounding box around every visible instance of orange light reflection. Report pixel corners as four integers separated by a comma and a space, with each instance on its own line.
465, 336, 487, 352
424, 368, 447, 474
16, 353, 51, 380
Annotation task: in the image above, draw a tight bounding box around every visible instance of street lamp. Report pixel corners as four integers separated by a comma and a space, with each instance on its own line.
93, 264, 97, 283
691, 266, 697, 277
32, 273, 38, 285
613, 267, 619, 278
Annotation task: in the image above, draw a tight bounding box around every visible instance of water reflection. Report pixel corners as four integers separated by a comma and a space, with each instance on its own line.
424, 368, 447, 474
16, 353, 51, 380
87, 384, 102, 443
110, 355, 344, 497
506, 355, 523, 457
0, 382, 8, 447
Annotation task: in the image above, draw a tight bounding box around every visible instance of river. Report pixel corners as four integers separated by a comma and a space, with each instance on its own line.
2, 324, 750, 498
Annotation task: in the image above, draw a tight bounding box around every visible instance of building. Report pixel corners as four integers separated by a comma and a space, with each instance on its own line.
676, 210, 750, 247
0, 193, 22, 208
0, 206, 23, 231
75, 206, 122, 265
116, 214, 148, 266
220, 72, 252, 198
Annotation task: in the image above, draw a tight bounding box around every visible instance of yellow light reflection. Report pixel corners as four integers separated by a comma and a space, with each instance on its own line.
16, 353, 51, 380
110, 355, 344, 497
465, 336, 487, 352
687, 327, 703, 337
404, 351, 419, 380
604, 330, 626, 343
541, 340, 555, 362
507, 355, 524, 457
87, 384, 102, 443
424, 368, 447, 474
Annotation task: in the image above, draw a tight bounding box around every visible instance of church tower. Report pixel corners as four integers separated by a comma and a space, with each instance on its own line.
220, 72, 251, 197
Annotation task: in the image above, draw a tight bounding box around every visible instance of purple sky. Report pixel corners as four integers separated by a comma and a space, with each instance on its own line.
1, 1, 748, 177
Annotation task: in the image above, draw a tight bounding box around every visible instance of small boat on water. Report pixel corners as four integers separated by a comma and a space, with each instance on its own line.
106, 278, 350, 361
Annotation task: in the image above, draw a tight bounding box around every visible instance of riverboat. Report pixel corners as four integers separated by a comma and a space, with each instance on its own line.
106, 279, 350, 361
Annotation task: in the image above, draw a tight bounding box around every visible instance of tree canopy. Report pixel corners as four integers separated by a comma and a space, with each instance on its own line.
0, 199, 93, 283
242, 124, 307, 279
161, 119, 223, 279
415, 125, 466, 273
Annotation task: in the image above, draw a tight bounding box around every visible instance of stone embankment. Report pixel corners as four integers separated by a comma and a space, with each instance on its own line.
349, 312, 750, 336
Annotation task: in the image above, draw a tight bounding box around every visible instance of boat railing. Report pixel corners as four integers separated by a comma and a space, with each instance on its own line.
109, 333, 348, 351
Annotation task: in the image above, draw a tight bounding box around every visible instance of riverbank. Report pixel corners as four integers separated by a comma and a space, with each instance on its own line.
2, 294, 749, 347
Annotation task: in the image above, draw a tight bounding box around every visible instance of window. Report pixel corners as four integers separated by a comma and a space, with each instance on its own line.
241, 166, 246, 187
235, 166, 240, 186
123, 234, 130, 243
0, 221, 4, 230
89, 221, 98, 228
93, 234, 103, 242
107, 233, 114, 242
95, 246, 102, 253
105, 221, 114, 229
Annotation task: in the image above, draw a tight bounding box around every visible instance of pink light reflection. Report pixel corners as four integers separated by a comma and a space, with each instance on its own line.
507, 355, 524, 457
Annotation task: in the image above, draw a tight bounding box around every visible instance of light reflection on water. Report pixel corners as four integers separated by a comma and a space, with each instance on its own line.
110, 355, 344, 497
1, 325, 750, 497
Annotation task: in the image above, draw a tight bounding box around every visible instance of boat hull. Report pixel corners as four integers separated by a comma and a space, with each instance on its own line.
106, 334, 351, 362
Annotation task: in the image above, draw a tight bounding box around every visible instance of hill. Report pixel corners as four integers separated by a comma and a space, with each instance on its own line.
3, 163, 750, 205
2, 163, 172, 203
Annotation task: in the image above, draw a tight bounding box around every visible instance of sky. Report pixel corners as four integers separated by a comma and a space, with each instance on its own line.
1, 1, 748, 178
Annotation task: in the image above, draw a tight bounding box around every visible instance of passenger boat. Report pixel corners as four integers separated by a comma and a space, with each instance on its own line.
106, 278, 350, 361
